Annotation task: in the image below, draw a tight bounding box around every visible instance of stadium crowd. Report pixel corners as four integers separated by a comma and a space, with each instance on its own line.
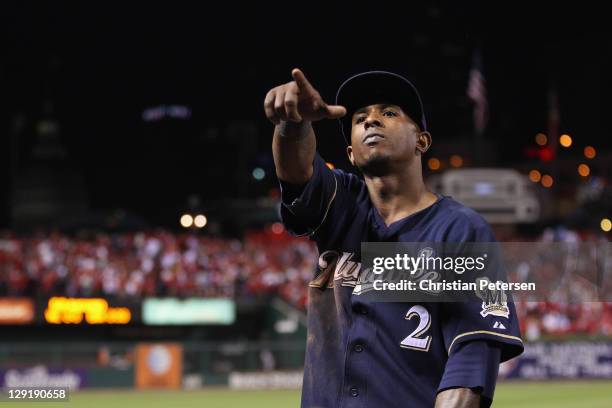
0, 229, 314, 308
0, 227, 610, 338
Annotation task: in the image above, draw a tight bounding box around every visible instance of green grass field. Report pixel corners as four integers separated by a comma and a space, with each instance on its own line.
6, 381, 612, 408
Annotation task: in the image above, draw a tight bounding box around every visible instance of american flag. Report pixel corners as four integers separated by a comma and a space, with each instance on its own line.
467, 50, 488, 136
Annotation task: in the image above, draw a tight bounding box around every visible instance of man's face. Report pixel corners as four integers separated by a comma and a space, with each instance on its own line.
347, 103, 422, 174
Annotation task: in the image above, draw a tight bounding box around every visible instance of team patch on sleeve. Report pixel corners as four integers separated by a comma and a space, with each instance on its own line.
475, 277, 510, 319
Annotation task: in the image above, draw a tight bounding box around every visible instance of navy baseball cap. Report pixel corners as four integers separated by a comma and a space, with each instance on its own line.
335, 70, 427, 143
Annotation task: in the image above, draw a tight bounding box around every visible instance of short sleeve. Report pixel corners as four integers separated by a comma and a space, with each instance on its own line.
441, 299, 523, 363
441, 211, 524, 362
438, 340, 501, 407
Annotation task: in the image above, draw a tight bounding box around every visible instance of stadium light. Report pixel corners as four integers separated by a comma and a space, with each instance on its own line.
578, 164, 590, 177
529, 170, 541, 183
252, 167, 265, 180
601, 218, 612, 232
559, 134, 572, 148
142, 105, 192, 122
194, 214, 207, 228
539, 147, 554, 162
541, 174, 553, 188
427, 158, 441, 171
449, 155, 463, 168
180, 214, 193, 228
271, 222, 285, 234
584, 146, 596, 159
535, 133, 547, 146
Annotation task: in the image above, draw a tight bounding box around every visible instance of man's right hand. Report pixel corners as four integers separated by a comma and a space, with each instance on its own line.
264, 68, 346, 125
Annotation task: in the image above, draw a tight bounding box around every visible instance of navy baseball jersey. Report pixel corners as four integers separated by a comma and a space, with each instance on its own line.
279, 153, 524, 408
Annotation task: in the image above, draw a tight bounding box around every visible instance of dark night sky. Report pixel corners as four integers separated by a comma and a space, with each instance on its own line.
2, 2, 611, 226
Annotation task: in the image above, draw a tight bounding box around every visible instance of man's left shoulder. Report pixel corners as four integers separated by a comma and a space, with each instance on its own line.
438, 197, 495, 241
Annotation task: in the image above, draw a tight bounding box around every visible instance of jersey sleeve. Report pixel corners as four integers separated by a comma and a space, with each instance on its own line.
441, 211, 524, 363
437, 340, 501, 407
440, 298, 523, 363
279, 152, 357, 238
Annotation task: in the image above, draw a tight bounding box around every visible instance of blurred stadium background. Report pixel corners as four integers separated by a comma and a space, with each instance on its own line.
1, 2, 611, 407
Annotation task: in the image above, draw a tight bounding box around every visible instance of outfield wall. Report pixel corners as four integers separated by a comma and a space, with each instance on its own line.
0, 341, 610, 390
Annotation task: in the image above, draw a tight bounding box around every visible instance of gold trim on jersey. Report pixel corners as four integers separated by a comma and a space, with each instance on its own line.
448, 330, 523, 354
309, 171, 338, 237
285, 167, 338, 238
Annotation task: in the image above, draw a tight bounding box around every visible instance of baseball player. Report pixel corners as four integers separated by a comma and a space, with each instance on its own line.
264, 69, 523, 408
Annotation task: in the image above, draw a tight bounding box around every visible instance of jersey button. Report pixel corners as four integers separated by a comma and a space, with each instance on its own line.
354, 344, 364, 353
350, 387, 359, 397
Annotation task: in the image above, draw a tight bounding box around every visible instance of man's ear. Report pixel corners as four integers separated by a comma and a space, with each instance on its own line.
416, 131, 432, 155
346, 145, 355, 166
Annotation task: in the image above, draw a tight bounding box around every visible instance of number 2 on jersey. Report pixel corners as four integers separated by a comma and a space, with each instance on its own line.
400, 305, 431, 352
